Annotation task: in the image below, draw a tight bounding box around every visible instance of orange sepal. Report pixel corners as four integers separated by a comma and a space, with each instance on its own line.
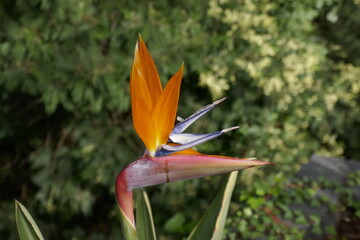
152, 64, 183, 147
130, 40, 158, 153
170, 148, 203, 155
137, 35, 163, 110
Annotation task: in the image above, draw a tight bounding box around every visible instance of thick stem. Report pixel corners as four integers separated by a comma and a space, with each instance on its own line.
115, 170, 134, 225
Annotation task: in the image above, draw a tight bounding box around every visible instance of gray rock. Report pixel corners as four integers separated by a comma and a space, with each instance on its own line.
286, 155, 360, 240
254, 155, 360, 240
295, 155, 360, 183
352, 186, 360, 202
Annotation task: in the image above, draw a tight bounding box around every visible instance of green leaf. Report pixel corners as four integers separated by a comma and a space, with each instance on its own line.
119, 207, 138, 240
15, 200, 45, 240
187, 171, 238, 240
136, 190, 156, 240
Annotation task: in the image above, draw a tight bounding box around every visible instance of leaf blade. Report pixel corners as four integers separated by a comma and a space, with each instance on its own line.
187, 171, 238, 240
136, 190, 157, 240
119, 207, 138, 240
15, 200, 45, 240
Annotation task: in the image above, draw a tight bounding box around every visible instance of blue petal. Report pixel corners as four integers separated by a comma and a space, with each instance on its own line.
169, 132, 218, 144
164, 131, 223, 152
169, 131, 222, 145
155, 126, 239, 156
171, 97, 227, 134
155, 148, 174, 156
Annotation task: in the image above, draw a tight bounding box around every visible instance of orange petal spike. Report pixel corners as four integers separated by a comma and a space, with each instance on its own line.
152, 64, 183, 148
130, 92, 157, 152
138, 35, 163, 110
131, 42, 153, 111
130, 42, 157, 152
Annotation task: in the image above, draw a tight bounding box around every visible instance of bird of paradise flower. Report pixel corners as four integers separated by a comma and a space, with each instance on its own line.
115, 35, 270, 231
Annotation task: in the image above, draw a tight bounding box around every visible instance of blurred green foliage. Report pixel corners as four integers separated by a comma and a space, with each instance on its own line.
1, 0, 359, 239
